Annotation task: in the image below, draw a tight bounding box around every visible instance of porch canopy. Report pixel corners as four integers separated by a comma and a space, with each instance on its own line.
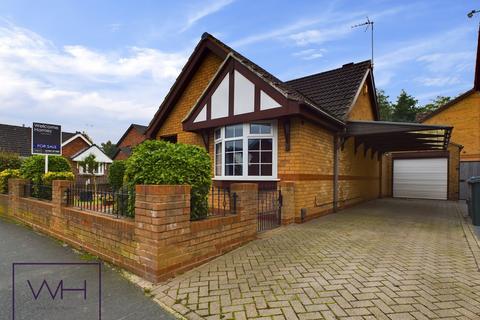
344, 121, 453, 154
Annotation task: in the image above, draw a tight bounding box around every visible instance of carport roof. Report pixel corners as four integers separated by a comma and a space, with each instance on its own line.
344, 121, 452, 153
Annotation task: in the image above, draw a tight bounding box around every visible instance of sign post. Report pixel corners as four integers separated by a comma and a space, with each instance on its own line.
31, 122, 62, 173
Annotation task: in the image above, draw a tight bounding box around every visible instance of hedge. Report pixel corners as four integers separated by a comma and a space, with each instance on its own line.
42, 171, 75, 185
125, 140, 211, 219
0, 169, 20, 194
108, 160, 126, 191
20, 155, 72, 184
0, 152, 22, 172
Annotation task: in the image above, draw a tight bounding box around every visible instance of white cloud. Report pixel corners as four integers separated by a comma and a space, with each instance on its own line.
0, 22, 188, 142
231, 5, 407, 48
415, 76, 461, 87
292, 48, 326, 60
180, 0, 235, 32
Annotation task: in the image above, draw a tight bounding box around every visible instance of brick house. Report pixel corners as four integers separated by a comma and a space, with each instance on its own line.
415, 27, 480, 199
113, 124, 147, 160
144, 33, 452, 223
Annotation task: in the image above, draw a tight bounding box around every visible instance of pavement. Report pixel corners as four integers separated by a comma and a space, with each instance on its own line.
0, 218, 176, 320
149, 198, 480, 320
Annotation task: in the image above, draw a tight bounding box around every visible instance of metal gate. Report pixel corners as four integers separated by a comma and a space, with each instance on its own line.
257, 189, 282, 232
460, 161, 480, 200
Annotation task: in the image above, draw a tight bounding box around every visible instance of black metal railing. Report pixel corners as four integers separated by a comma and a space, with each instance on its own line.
67, 185, 134, 218
23, 183, 53, 201
207, 186, 236, 217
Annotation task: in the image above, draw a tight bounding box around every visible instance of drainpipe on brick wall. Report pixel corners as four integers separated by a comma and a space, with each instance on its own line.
333, 135, 339, 212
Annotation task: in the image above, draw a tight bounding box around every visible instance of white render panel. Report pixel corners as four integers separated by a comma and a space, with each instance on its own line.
233, 70, 255, 115
211, 73, 229, 119
260, 90, 281, 110
393, 158, 448, 200
194, 104, 207, 123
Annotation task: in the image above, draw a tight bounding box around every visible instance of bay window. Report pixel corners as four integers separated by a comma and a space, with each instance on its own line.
214, 121, 277, 180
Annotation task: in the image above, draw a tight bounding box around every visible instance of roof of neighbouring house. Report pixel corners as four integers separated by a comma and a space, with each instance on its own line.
71, 144, 113, 163
146, 32, 377, 137
0, 123, 91, 157
115, 123, 147, 146
420, 25, 480, 122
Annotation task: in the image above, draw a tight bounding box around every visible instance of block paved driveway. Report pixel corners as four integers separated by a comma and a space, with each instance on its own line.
152, 199, 480, 320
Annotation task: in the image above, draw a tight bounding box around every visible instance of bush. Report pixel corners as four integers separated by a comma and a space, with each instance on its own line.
0, 152, 22, 172
108, 160, 126, 191
42, 171, 75, 185
20, 155, 71, 184
0, 169, 20, 194
125, 140, 211, 219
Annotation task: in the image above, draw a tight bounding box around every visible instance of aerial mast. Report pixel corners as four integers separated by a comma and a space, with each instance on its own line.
352, 17, 374, 67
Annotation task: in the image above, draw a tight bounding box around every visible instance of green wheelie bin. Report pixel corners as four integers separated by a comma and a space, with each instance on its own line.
467, 176, 480, 226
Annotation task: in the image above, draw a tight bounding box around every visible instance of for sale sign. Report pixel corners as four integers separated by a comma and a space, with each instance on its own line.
32, 122, 62, 155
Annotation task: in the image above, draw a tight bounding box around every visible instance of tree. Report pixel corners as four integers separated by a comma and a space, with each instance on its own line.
101, 140, 117, 159
376, 89, 393, 121
419, 96, 451, 114
391, 90, 419, 122
79, 154, 99, 193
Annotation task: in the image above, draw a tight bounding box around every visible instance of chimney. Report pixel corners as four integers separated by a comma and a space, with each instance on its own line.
474, 24, 480, 90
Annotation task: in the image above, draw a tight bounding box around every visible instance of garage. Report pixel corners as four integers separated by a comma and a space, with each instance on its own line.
393, 158, 448, 200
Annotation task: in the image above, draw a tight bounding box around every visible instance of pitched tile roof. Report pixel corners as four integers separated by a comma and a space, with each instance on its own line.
285, 61, 372, 120
206, 34, 347, 123
0, 123, 89, 157
147, 33, 375, 136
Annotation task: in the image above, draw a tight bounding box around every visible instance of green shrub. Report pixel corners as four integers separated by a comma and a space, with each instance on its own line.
20, 155, 71, 184
0, 152, 22, 172
108, 160, 126, 191
125, 140, 211, 219
0, 169, 20, 194
42, 171, 75, 185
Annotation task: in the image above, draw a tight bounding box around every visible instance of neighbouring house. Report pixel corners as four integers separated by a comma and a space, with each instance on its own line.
0, 123, 112, 183
71, 144, 113, 184
415, 27, 480, 200
144, 33, 452, 223
113, 124, 147, 160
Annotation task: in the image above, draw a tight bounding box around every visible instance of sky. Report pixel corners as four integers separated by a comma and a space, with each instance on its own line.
0, 0, 478, 143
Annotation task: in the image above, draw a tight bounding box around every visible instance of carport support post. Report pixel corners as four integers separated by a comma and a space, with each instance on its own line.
333, 135, 340, 212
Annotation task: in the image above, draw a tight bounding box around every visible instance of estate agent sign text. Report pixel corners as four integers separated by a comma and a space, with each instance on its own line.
32, 122, 62, 155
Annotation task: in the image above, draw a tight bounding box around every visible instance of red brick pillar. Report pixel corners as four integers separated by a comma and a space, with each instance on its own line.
134, 185, 191, 283
230, 183, 258, 237
8, 178, 28, 217
279, 181, 295, 225
51, 180, 72, 232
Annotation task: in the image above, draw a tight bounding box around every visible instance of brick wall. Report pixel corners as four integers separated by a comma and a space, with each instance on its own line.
114, 127, 146, 160
62, 136, 90, 158
156, 52, 223, 147
347, 83, 375, 121
423, 91, 480, 161
1, 179, 257, 283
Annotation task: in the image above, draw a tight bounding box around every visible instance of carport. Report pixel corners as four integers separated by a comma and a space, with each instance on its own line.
342, 121, 453, 200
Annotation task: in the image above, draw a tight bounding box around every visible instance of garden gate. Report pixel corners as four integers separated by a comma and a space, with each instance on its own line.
257, 189, 282, 232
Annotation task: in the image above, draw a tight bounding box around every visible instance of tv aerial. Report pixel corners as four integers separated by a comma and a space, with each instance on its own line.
352, 17, 374, 67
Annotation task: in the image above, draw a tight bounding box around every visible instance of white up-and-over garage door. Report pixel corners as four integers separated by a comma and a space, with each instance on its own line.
393, 158, 448, 200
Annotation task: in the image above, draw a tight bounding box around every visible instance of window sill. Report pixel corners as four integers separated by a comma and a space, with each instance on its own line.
213, 177, 280, 181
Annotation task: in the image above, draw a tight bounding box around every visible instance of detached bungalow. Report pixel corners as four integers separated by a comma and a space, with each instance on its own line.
144, 33, 451, 223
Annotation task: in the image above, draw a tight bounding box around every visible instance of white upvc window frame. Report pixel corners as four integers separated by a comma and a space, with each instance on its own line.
213, 120, 278, 181
78, 162, 105, 176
